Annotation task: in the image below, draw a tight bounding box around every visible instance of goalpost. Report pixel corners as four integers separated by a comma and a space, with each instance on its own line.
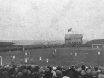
0, 56, 2, 65
92, 44, 104, 48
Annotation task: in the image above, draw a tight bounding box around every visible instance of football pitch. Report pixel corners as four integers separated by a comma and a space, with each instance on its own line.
0, 47, 104, 67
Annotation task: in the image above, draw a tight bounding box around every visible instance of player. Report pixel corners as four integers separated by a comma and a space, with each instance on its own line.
46, 59, 49, 63
30, 58, 34, 64
20, 59, 23, 64
53, 52, 56, 57
39, 57, 42, 61
75, 53, 77, 56
71, 53, 72, 56
25, 58, 28, 64
98, 51, 100, 55
11, 56, 15, 65
55, 49, 56, 52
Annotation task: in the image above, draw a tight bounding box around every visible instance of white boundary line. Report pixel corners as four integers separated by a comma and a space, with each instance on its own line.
71, 62, 84, 66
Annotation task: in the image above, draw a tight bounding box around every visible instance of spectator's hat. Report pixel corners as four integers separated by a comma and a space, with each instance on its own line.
76, 67, 82, 72
44, 67, 50, 72
15, 67, 18, 73
28, 70, 32, 75
86, 68, 92, 74
81, 70, 86, 75
53, 66, 57, 70
56, 70, 62, 77
91, 70, 98, 77
22, 69, 28, 74
17, 72, 23, 77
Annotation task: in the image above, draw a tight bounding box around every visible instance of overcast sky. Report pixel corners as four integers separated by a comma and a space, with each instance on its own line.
0, 0, 104, 41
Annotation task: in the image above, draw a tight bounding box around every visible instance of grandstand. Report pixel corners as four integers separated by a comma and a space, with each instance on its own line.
0, 42, 14, 47
84, 39, 104, 48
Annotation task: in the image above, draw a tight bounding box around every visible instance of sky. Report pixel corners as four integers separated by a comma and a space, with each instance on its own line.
0, 0, 104, 41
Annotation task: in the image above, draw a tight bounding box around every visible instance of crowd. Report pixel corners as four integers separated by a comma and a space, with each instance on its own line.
0, 64, 104, 78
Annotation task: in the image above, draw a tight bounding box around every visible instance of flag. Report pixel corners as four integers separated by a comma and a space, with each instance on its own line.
68, 28, 72, 32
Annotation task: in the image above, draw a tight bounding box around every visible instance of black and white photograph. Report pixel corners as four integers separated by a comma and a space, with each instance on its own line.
0, 0, 104, 78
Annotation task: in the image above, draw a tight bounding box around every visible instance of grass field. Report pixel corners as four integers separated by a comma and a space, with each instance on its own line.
0, 47, 104, 67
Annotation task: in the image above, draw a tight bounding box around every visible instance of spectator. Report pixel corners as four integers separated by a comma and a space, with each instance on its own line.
1, 64, 104, 78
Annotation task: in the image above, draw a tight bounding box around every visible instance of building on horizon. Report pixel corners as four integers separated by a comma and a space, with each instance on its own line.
0, 42, 14, 47
65, 34, 83, 47
84, 39, 104, 48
